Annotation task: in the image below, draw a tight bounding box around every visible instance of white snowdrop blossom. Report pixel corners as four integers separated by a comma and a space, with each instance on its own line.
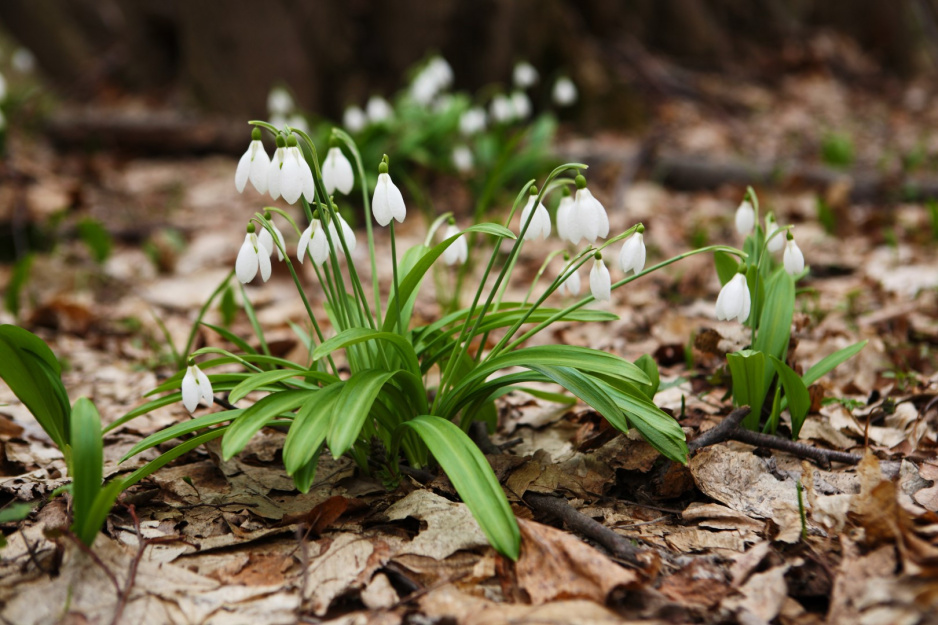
459, 107, 486, 135
452, 145, 474, 172
441, 225, 468, 265
559, 268, 581, 296
590, 257, 611, 302
715, 273, 751, 323
267, 87, 294, 115
267, 139, 286, 200
297, 220, 329, 266
556, 192, 576, 243
366, 96, 393, 124
280, 140, 315, 205
287, 114, 309, 133
511, 91, 531, 120
12, 49, 36, 74
552, 76, 578, 106
235, 130, 271, 194
490, 94, 515, 123
257, 217, 286, 261
764, 214, 784, 253
181, 362, 213, 413
236, 228, 272, 284
513, 61, 539, 89
783, 234, 805, 275
333, 214, 358, 254
519, 193, 551, 241
735, 200, 755, 236
618, 231, 646, 275
372, 164, 406, 227
569, 178, 610, 244
322, 146, 355, 195
343, 106, 367, 133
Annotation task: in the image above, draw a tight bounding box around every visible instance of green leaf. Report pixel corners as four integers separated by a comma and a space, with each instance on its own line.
400, 415, 520, 560
77, 217, 113, 263
69, 398, 104, 546
803, 341, 867, 386
79, 479, 125, 548
291, 445, 324, 493
529, 364, 626, 430
382, 222, 516, 333
222, 390, 312, 461
121, 409, 243, 462
202, 322, 258, 357
0, 325, 70, 450
726, 349, 769, 431
328, 370, 397, 458
283, 384, 343, 475
312, 328, 421, 376
633, 354, 660, 399
228, 369, 335, 403
714, 251, 739, 286
4, 254, 33, 317
123, 428, 227, 489
239, 284, 270, 358
753, 269, 794, 364
768, 355, 811, 439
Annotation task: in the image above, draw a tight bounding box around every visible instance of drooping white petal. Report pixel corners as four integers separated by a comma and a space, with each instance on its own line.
366, 96, 392, 123
442, 225, 467, 265
248, 140, 270, 194
181, 366, 200, 413
258, 248, 272, 282
373, 173, 405, 226
618, 233, 646, 275
280, 147, 304, 205
574, 188, 607, 243
556, 196, 578, 244
452, 145, 473, 172
735, 200, 755, 236
258, 222, 286, 261
297, 224, 313, 264
334, 215, 357, 254
311, 222, 330, 265
589, 258, 611, 302
552, 77, 578, 106
343, 106, 367, 133
459, 107, 486, 135
235, 148, 252, 193
268, 148, 284, 200
559, 268, 581, 296
716, 274, 751, 323
323, 147, 355, 195
511, 91, 531, 120
236, 234, 259, 283
196, 366, 214, 407
783, 239, 805, 275
765, 215, 784, 253
519, 197, 551, 241
300, 157, 315, 203
513, 61, 539, 89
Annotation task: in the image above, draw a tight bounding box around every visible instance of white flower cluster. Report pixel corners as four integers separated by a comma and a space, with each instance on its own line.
266, 86, 309, 133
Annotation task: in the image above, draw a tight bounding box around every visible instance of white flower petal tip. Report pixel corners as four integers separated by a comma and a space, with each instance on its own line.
459, 107, 487, 135
765, 215, 785, 253
573, 187, 609, 244
559, 268, 581, 297
519, 197, 551, 241
372, 172, 406, 227
258, 222, 286, 261
280, 146, 313, 205
618, 232, 646, 275
513, 61, 539, 89
556, 195, 577, 243
511, 91, 531, 120
441, 225, 468, 266
735, 200, 755, 236
366, 96, 393, 124
323, 147, 355, 195
552, 77, 578, 106
182, 364, 213, 413
267, 147, 284, 200
343, 106, 367, 133
236, 233, 272, 284
783, 238, 805, 275
452, 145, 474, 173
589, 258, 611, 302
236, 139, 271, 194
715, 273, 752, 323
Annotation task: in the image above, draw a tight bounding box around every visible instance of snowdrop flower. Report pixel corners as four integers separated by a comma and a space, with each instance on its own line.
518, 187, 551, 241
366, 96, 393, 124
459, 107, 486, 135
783, 232, 805, 275
257, 212, 286, 261
343, 105, 367, 133
287, 114, 309, 134
298, 219, 329, 266
267, 135, 286, 200
411, 73, 438, 106
552, 76, 578, 106
513, 61, 539, 89
735, 199, 755, 236
490, 94, 515, 124
235, 128, 271, 195
556, 188, 576, 243
511, 91, 531, 120
428, 56, 454, 91
559, 262, 581, 296
322, 145, 354, 195
236, 224, 272, 284
267, 87, 294, 116
280, 136, 315, 205
590, 254, 611, 302
372, 157, 406, 226
441, 224, 467, 265
12, 49, 36, 74
569, 175, 610, 245
452, 145, 474, 173
618, 228, 646, 275
181, 360, 213, 413
332, 212, 358, 254
764, 213, 784, 253
715, 272, 751, 323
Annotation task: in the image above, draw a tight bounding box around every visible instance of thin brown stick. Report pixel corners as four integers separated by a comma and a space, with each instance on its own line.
687, 407, 751, 453
62, 531, 121, 594
524, 492, 644, 568
728, 429, 862, 469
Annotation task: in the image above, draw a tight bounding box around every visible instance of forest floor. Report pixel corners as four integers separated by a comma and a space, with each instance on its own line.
1, 65, 938, 625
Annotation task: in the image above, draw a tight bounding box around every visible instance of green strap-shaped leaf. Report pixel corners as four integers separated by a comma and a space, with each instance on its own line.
222, 390, 312, 460
633, 354, 660, 399
400, 415, 520, 560
283, 384, 343, 475
527, 364, 625, 431
312, 328, 421, 376
0, 325, 70, 449
291, 445, 324, 493
802, 340, 867, 386
727, 349, 768, 431
328, 370, 398, 458
123, 428, 227, 489
382, 223, 516, 333
69, 397, 104, 546
714, 250, 740, 286
768, 355, 811, 440
121, 409, 243, 462
754, 269, 794, 371
228, 369, 335, 403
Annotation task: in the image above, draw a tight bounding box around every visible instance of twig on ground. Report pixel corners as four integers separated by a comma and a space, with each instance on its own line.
468, 422, 501, 455
687, 407, 751, 453
61, 531, 121, 594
